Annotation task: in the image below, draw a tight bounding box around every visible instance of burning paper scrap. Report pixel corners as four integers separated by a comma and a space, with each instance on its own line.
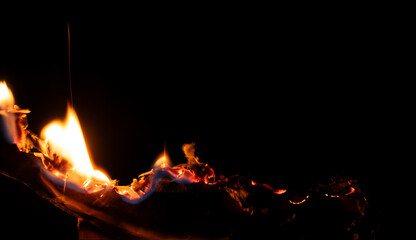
0, 81, 373, 239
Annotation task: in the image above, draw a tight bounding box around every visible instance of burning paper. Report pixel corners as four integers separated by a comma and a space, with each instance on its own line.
0, 81, 372, 239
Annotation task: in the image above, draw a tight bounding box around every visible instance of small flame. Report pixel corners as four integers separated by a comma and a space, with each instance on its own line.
182, 142, 200, 164
0, 81, 14, 108
154, 149, 171, 169
41, 105, 110, 184
0, 81, 17, 143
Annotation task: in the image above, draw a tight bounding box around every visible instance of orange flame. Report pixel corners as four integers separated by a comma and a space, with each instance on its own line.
0, 81, 17, 143
0, 81, 14, 108
40, 105, 110, 187
154, 150, 171, 169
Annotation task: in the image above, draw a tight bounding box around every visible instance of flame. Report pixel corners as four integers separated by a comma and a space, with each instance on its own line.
154, 150, 171, 169
0, 81, 14, 108
116, 145, 217, 203
41, 105, 110, 184
0, 81, 17, 143
182, 142, 200, 164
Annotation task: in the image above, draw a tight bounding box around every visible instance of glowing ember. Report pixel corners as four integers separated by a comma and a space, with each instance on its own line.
345, 186, 356, 195
289, 195, 309, 205
40, 105, 110, 188
325, 186, 356, 198
251, 180, 287, 195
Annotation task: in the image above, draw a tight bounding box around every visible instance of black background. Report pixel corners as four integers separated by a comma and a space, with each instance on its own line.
0, 9, 398, 239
